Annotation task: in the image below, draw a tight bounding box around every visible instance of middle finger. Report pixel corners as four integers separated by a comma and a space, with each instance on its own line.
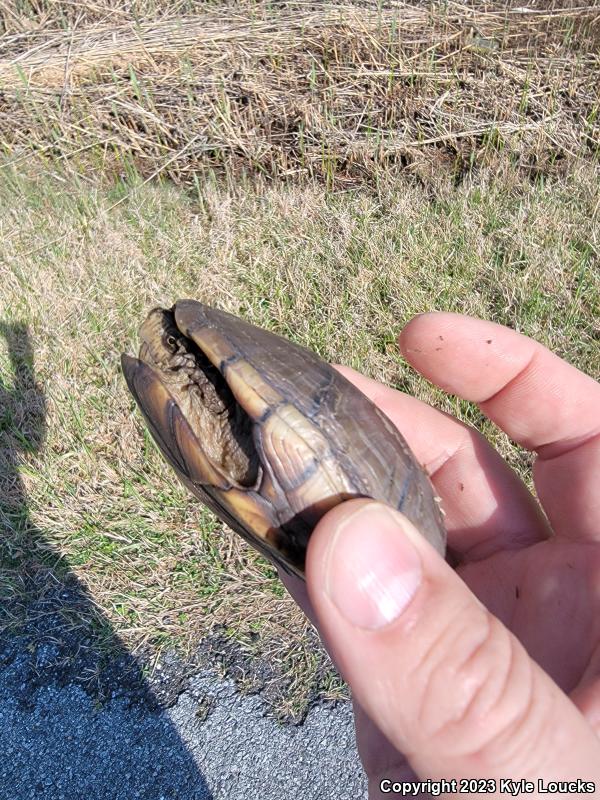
335, 365, 550, 561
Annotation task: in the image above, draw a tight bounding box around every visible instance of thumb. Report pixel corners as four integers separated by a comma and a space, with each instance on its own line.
306, 499, 600, 784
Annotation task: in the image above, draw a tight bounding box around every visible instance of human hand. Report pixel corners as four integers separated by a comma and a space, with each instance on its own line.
281, 313, 600, 797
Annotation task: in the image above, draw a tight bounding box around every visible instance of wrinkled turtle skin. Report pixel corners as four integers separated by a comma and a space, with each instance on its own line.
121, 301, 446, 579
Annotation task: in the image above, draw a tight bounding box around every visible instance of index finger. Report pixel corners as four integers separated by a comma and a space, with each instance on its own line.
400, 313, 600, 541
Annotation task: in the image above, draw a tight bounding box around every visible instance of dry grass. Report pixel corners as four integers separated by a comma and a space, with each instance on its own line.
1, 1, 599, 188
1, 159, 598, 713
0, 0, 599, 717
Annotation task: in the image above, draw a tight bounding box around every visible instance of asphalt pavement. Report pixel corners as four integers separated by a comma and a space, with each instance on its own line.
0, 642, 367, 800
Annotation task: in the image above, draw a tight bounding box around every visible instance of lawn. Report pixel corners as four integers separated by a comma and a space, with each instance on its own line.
0, 0, 598, 718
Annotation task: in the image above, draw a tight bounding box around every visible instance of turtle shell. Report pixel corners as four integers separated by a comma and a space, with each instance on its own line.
122, 301, 446, 579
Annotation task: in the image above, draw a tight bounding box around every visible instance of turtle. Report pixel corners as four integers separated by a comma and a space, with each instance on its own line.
121, 300, 446, 579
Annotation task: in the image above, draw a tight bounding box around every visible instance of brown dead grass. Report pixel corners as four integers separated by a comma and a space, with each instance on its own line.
1, 1, 599, 188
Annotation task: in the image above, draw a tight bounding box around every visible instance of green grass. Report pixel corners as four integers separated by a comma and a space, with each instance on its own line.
1, 155, 598, 714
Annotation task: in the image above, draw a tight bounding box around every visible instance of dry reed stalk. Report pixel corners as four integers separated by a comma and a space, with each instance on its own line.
1, 1, 599, 187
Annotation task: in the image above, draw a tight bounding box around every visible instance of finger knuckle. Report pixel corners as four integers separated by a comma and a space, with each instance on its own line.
411, 608, 547, 770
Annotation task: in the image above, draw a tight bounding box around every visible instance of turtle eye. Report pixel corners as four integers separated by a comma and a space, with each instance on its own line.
166, 334, 177, 349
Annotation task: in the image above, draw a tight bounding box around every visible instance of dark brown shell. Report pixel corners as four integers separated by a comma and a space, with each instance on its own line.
122, 301, 446, 578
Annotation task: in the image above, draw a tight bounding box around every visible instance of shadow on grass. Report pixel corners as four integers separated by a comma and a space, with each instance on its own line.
0, 321, 212, 799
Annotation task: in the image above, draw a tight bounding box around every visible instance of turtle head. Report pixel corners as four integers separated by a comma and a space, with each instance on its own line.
121, 302, 325, 577
122, 305, 260, 490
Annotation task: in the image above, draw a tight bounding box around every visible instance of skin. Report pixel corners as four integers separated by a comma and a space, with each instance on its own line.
281, 312, 600, 798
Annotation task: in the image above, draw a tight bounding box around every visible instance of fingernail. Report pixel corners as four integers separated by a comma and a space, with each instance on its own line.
324, 503, 422, 630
